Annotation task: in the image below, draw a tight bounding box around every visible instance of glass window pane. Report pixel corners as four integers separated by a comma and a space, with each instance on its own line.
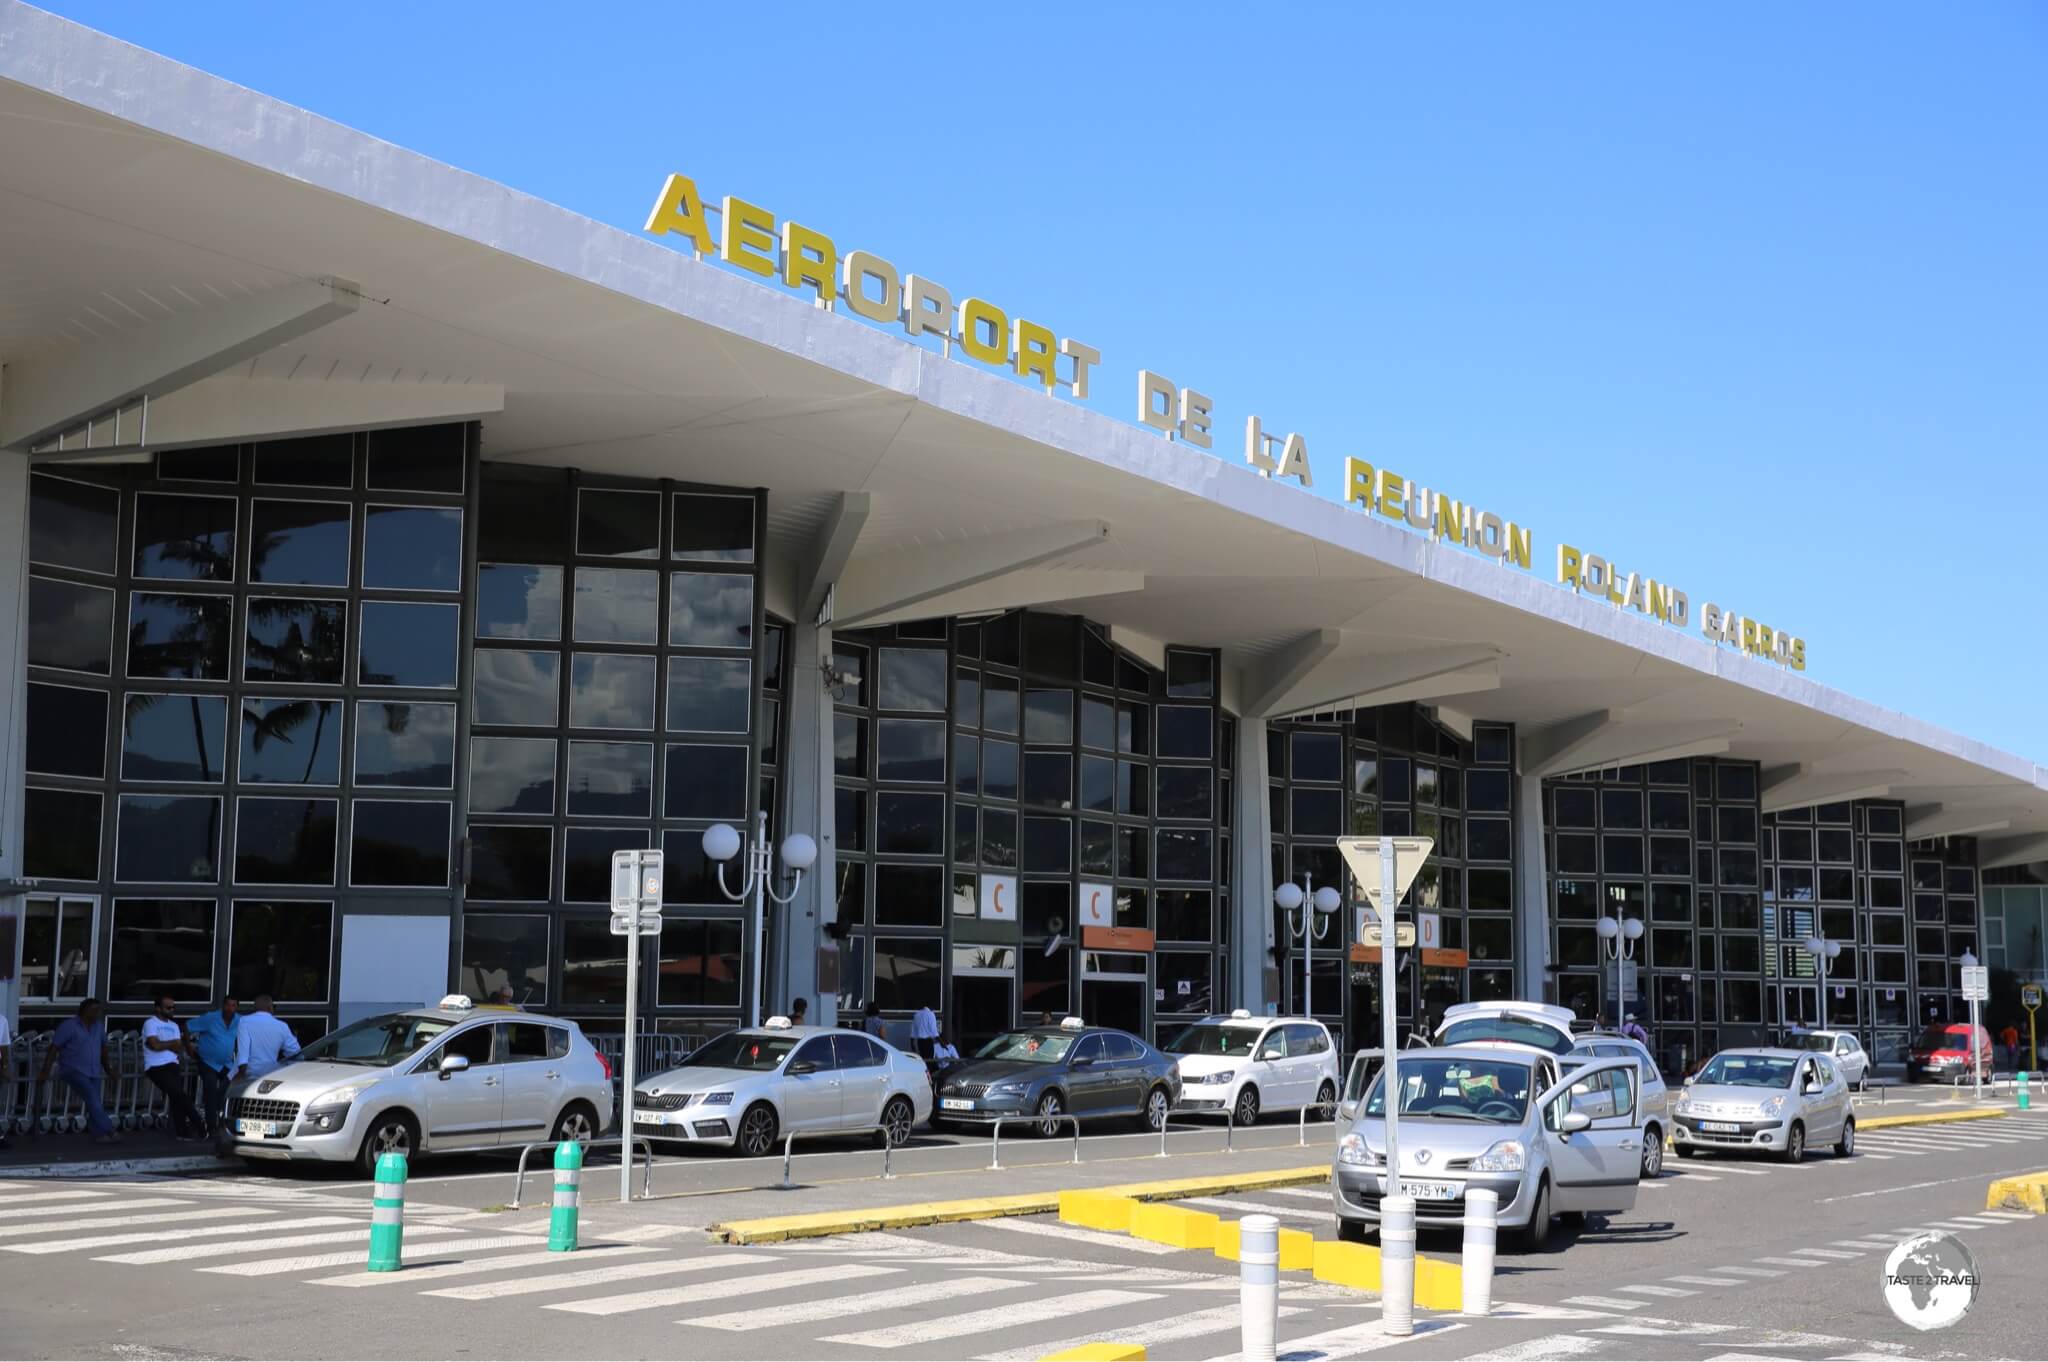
253, 432, 352, 488
572, 567, 659, 645
1157, 889, 1212, 942
1025, 816, 1072, 873
878, 649, 946, 711
239, 697, 342, 786
668, 572, 754, 649
345, 699, 455, 789
566, 740, 654, 817
474, 649, 560, 727
24, 787, 101, 881
29, 577, 115, 674
875, 864, 945, 926
560, 917, 628, 1005
1156, 706, 1212, 760
577, 488, 661, 559
1024, 751, 1072, 806
1080, 754, 1114, 813
658, 917, 744, 1006
876, 791, 945, 856
349, 799, 451, 888
477, 563, 563, 641
121, 692, 228, 783
1024, 689, 1073, 745
878, 719, 946, 783
663, 743, 750, 821
1287, 785, 1339, 836
872, 938, 943, 1011
116, 794, 221, 883
243, 597, 346, 685
480, 467, 568, 561
1291, 731, 1343, 783
233, 797, 339, 886
129, 592, 232, 680
835, 714, 868, 779
466, 824, 553, 902
570, 652, 656, 730
1081, 695, 1115, 751
672, 492, 755, 563
564, 826, 647, 903
358, 601, 457, 688
133, 493, 236, 581
364, 506, 463, 591
666, 656, 751, 733
983, 675, 1019, 734
1166, 649, 1214, 699
1155, 827, 1213, 882
30, 474, 119, 574
1118, 760, 1149, 817
468, 735, 557, 813
110, 899, 216, 1002
157, 445, 239, 482
981, 808, 1016, 868
460, 914, 550, 1006
27, 683, 107, 779
365, 423, 465, 492
248, 500, 351, 586
1468, 817, 1511, 861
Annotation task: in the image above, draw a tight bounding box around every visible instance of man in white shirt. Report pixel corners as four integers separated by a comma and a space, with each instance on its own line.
141, 995, 204, 1140
911, 1006, 940, 1062
233, 996, 302, 1082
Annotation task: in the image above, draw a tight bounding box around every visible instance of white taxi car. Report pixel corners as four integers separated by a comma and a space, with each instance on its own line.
1164, 1011, 1340, 1125
227, 996, 615, 1175
631, 1017, 933, 1156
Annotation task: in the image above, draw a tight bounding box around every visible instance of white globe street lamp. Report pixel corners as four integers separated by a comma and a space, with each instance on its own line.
703, 813, 814, 1026
1597, 915, 1644, 1031
1803, 936, 1842, 1030
1274, 875, 1342, 1020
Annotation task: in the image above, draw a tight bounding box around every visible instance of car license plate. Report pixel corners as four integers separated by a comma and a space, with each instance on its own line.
941, 1098, 975, 1111
1406, 1181, 1458, 1201
236, 1119, 287, 1138
1701, 1121, 1740, 1133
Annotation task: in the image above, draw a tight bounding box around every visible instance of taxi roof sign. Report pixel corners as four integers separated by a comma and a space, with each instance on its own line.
1337, 837, 1434, 913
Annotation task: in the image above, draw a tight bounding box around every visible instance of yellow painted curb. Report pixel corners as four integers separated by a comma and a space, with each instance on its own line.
1986, 1170, 2048, 1214
1131, 1202, 1220, 1250
1059, 1190, 1138, 1232
1213, 1219, 1241, 1261
1312, 1239, 1382, 1291
1859, 1108, 2008, 1131
1040, 1346, 1145, 1361
1278, 1226, 1315, 1271
1415, 1254, 1462, 1310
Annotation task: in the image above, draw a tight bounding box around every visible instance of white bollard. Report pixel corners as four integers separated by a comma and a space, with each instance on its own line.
1461, 1188, 1497, 1316
1380, 1194, 1416, 1337
1239, 1213, 1280, 1362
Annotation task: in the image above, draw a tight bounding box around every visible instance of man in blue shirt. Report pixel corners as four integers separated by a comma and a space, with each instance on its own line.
38, 998, 114, 1142
184, 996, 240, 1138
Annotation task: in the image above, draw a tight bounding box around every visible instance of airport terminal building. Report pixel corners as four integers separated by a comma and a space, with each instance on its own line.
4, 5, 2045, 1074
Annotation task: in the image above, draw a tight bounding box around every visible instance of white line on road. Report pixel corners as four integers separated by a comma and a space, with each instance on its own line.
1455, 1336, 1607, 1361
1709, 1266, 1784, 1278
416, 1249, 742, 1299
1664, 1275, 1744, 1286
1942, 1215, 2013, 1226
1751, 1256, 1823, 1268
1181, 1196, 1327, 1220
0, 1195, 187, 1222
1561, 1295, 1647, 1310
1835, 1239, 1899, 1249
1818, 1171, 2007, 1203
1616, 1284, 1695, 1298
975, 1216, 1186, 1254
979, 1304, 1310, 1362
1262, 1187, 1335, 1201
1789, 1248, 1862, 1259
0, 1205, 266, 1241
99, 1223, 467, 1264
201, 1235, 544, 1276
320, 1243, 655, 1289
549, 1263, 895, 1316
1976, 1210, 2034, 1220
694, 1274, 1020, 1331
823, 1289, 1159, 1350
6, 1214, 354, 1255
0, 1189, 121, 1209
1195, 1317, 1462, 1360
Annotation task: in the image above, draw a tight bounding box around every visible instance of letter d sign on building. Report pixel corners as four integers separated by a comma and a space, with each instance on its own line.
611, 848, 662, 1203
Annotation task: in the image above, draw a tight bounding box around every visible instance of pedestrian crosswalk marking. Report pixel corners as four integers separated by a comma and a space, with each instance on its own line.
1181, 1196, 1326, 1221
202, 1235, 542, 1277
8, 1214, 362, 1257
0, 1205, 264, 1242
694, 1274, 1019, 1331
1789, 1247, 1862, 1259
1261, 1186, 1334, 1202
822, 1288, 1159, 1349
1977, 1210, 2033, 1221
0, 1189, 122, 1210
975, 1216, 1186, 1255
1752, 1256, 1822, 1268
1664, 1274, 1743, 1286
1561, 1294, 1647, 1310
1710, 1266, 1784, 1277
100, 1224, 467, 1265
1616, 1283, 1694, 1298
408, 1247, 724, 1297
547, 1262, 894, 1317
1943, 1215, 2011, 1227
1836, 1238, 1897, 1249
0, 1196, 188, 1223
978, 1304, 1311, 1362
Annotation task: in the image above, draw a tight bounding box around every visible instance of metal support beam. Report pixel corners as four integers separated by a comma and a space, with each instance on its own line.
800, 492, 870, 622
1522, 710, 1741, 779
1903, 805, 2020, 842
2, 277, 361, 449
848, 569, 1144, 630
831, 519, 1110, 628
1980, 833, 2048, 872
1231, 715, 1277, 1014
1432, 706, 1477, 743
1263, 645, 1502, 720
1759, 765, 1908, 815
1513, 768, 1552, 1002
1240, 630, 1343, 718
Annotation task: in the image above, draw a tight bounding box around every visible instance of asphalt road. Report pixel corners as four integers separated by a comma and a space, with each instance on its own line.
1, 1110, 2039, 1361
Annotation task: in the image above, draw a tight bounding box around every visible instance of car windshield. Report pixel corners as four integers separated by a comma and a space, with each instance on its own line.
1437, 1015, 1572, 1055
680, 1031, 798, 1071
1696, 1054, 1796, 1088
296, 1013, 454, 1067
1914, 1025, 1968, 1050
975, 1031, 1076, 1063
1364, 1058, 1533, 1122
1162, 1023, 1260, 1058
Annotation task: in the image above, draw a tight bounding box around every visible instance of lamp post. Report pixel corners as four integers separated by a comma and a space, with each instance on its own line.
1275, 876, 1343, 1020
703, 812, 817, 1027
1803, 936, 1842, 1030
1596, 914, 1644, 1032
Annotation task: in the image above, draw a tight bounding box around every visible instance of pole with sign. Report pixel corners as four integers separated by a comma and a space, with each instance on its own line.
2024, 983, 2043, 1071
1337, 837, 1432, 1199
1961, 958, 1988, 1101
611, 848, 663, 1203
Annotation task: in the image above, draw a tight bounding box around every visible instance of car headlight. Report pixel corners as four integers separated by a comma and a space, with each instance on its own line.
990, 1081, 1029, 1095
313, 1083, 368, 1108
1204, 1070, 1235, 1086
1338, 1133, 1382, 1166
702, 1092, 733, 1106
1757, 1095, 1786, 1119
1672, 1100, 1695, 1117
1469, 1139, 1526, 1172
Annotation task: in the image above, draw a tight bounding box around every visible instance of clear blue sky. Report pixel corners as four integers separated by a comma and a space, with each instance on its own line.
39, 2, 2048, 760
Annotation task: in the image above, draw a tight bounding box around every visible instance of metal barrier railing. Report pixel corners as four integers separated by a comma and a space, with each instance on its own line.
781, 1126, 897, 1189
1299, 1098, 1340, 1146
1160, 1104, 1234, 1158
510, 1136, 655, 1208
5, 1031, 207, 1138
989, 1114, 1082, 1171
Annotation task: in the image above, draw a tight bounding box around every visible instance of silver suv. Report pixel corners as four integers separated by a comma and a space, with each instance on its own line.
228, 996, 615, 1174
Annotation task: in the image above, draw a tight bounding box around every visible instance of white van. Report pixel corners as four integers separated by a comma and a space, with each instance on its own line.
1163, 1011, 1340, 1125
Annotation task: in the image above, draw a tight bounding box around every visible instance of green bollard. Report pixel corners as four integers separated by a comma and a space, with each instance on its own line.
549, 1139, 584, 1252
2019, 1072, 2031, 1111
367, 1150, 407, 1272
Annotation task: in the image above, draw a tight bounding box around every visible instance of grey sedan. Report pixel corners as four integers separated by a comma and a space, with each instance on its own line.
933, 1021, 1182, 1133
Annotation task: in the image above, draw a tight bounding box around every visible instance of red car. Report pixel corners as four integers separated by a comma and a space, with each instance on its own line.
1905, 1022, 1994, 1082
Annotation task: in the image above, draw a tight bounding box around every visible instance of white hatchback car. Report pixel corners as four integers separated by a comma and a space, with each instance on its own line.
1164, 1011, 1341, 1126
1789, 1029, 1870, 1089
228, 997, 615, 1175
632, 1019, 933, 1156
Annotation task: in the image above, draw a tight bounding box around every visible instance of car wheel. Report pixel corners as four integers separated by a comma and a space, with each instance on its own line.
550, 1102, 598, 1148
1338, 1217, 1373, 1244
1141, 1085, 1171, 1133
1314, 1079, 1337, 1121
1834, 1118, 1855, 1158
1781, 1121, 1805, 1164
357, 1112, 418, 1178
1640, 1125, 1664, 1178
1517, 1177, 1552, 1253
876, 1096, 915, 1148
1234, 1086, 1261, 1127
1034, 1090, 1065, 1138
736, 1102, 780, 1157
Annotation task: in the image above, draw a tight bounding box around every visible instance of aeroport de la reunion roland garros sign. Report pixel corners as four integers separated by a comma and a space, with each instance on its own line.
645, 172, 1807, 673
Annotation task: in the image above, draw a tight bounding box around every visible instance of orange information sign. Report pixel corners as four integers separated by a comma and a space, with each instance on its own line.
1421, 948, 1469, 969
1081, 926, 1156, 952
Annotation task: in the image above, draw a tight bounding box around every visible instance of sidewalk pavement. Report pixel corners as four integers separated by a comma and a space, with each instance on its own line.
0, 1128, 235, 1177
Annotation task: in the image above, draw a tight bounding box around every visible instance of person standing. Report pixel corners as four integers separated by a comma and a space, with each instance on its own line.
2000, 1022, 2021, 1072
232, 996, 301, 1082
39, 998, 116, 1143
861, 1001, 886, 1039
911, 1005, 939, 1062
184, 996, 239, 1137
140, 997, 204, 1140
788, 997, 809, 1027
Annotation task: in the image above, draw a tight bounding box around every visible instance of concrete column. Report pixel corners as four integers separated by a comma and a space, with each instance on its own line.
1231, 714, 1276, 1013
1513, 768, 1552, 1002
779, 617, 837, 1027
0, 447, 27, 1030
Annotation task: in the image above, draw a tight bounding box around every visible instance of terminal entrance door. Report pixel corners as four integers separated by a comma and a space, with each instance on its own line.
1781, 983, 1822, 1034
1080, 951, 1148, 1037
953, 947, 1014, 1053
